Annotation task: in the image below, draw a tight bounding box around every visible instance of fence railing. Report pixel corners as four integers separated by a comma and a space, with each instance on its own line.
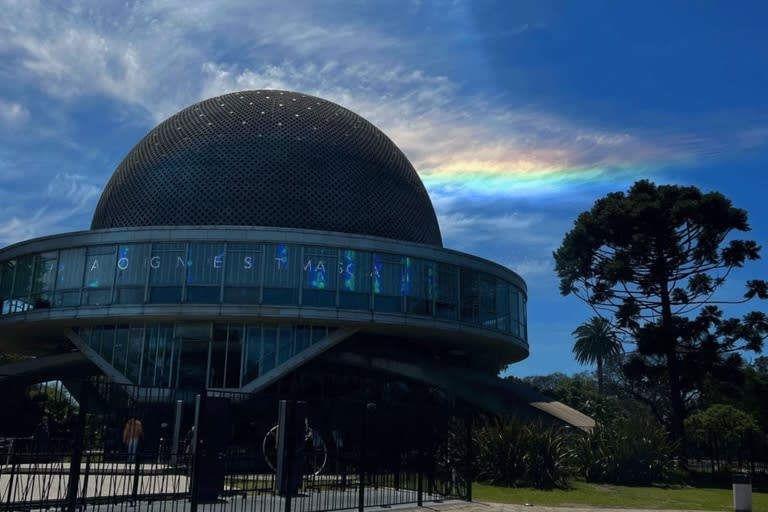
0, 377, 471, 512
685, 428, 768, 479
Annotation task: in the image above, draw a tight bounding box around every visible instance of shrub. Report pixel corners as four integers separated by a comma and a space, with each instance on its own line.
574, 414, 676, 485
473, 418, 572, 489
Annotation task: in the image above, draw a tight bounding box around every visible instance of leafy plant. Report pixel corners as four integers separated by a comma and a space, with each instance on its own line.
575, 414, 677, 485
473, 418, 573, 489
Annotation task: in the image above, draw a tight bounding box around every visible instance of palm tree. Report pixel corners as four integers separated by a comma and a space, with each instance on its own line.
572, 316, 623, 394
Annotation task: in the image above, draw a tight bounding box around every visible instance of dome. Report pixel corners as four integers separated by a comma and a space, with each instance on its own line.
91, 90, 443, 246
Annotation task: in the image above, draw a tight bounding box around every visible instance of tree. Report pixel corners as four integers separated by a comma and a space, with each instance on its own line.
572, 317, 623, 394
554, 180, 768, 449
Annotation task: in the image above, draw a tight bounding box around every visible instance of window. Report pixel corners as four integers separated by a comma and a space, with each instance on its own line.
114, 326, 130, 374
496, 281, 511, 332
510, 289, 520, 337
8, 255, 33, 312
460, 270, 497, 327
55, 248, 85, 307
435, 263, 458, 320
176, 323, 211, 389
338, 249, 371, 310
100, 326, 116, 367
277, 324, 293, 365
115, 244, 150, 304
83, 246, 116, 306
125, 326, 145, 383
302, 246, 337, 307
0, 259, 14, 314
263, 244, 299, 305
209, 323, 228, 388
150, 324, 176, 388
148, 243, 186, 303
262, 326, 277, 373
243, 325, 262, 383
372, 253, 404, 313
223, 243, 262, 304
225, 324, 243, 388
406, 258, 435, 316
186, 243, 224, 303
31, 252, 58, 309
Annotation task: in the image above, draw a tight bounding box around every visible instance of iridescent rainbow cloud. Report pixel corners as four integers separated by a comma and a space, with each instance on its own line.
417, 162, 650, 198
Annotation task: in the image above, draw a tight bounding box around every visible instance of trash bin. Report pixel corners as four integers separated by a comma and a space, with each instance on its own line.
732, 473, 752, 512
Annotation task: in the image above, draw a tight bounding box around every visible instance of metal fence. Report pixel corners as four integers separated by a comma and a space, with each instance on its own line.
0, 378, 471, 512
686, 428, 768, 480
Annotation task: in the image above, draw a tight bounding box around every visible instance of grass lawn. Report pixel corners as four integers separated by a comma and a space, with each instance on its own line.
473, 480, 768, 511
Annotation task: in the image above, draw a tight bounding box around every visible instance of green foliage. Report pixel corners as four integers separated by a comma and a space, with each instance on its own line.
473, 418, 573, 489
28, 382, 79, 425
685, 404, 759, 435
685, 404, 762, 472
554, 180, 768, 445
574, 414, 677, 485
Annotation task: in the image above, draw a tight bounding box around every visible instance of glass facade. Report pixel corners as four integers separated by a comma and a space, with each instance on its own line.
77, 322, 337, 389
0, 241, 526, 339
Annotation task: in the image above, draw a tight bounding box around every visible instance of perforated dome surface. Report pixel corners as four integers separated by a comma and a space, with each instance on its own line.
91, 90, 443, 246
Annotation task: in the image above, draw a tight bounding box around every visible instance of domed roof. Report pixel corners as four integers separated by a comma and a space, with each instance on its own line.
91, 90, 443, 246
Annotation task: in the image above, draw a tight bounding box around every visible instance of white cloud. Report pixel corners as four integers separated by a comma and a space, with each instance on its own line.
0, 171, 101, 246
1, 0, 761, 182
45, 173, 102, 208
508, 258, 554, 279
0, 100, 29, 124
1, 0, 766, 250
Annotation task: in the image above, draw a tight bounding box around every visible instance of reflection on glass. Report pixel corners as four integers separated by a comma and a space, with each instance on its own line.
31, 252, 57, 309
302, 247, 337, 307
11, 256, 33, 312
114, 326, 129, 374
0, 260, 14, 314
436, 264, 458, 319
342, 250, 356, 291
244, 325, 261, 383
339, 250, 370, 309
496, 281, 511, 332
277, 325, 292, 365
275, 244, 288, 271
101, 326, 115, 367
115, 245, 150, 305
224, 244, 262, 304
262, 327, 277, 373
84, 246, 116, 289
125, 327, 144, 383
263, 245, 298, 304
372, 255, 382, 294
305, 257, 328, 289
149, 243, 185, 303
186, 244, 224, 285
373, 253, 403, 312
406, 259, 433, 316
400, 257, 413, 296
0, 242, 526, 336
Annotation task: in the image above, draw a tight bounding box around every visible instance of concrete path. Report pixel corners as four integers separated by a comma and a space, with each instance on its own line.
389, 501, 711, 512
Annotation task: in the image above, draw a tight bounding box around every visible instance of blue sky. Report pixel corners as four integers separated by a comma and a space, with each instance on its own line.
1, 1, 766, 377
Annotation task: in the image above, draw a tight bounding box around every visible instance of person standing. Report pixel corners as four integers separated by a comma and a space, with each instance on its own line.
123, 417, 144, 464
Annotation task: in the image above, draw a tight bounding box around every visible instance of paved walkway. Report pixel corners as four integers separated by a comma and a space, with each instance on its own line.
390, 501, 710, 512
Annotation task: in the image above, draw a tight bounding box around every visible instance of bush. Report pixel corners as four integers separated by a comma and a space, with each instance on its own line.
473, 418, 572, 489
574, 414, 676, 485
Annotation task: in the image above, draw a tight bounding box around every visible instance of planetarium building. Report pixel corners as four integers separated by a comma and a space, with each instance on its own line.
0, 90, 588, 428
